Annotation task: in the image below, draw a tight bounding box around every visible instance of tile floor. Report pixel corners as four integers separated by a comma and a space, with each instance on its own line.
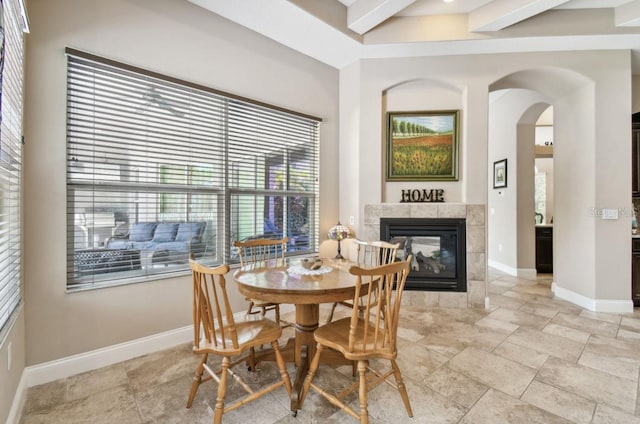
19, 269, 640, 423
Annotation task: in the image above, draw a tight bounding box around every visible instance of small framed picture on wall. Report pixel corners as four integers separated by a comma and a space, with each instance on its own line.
493, 159, 507, 189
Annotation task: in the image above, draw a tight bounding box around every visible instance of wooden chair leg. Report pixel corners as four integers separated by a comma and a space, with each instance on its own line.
390, 359, 413, 417
272, 341, 292, 395
357, 360, 369, 424
300, 344, 324, 407
187, 353, 208, 408
214, 356, 230, 424
325, 302, 338, 324
274, 304, 281, 323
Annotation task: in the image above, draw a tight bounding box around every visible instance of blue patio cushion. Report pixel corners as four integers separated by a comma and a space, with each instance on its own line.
152, 223, 179, 242
175, 222, 205, 242
129, 222, 157, 242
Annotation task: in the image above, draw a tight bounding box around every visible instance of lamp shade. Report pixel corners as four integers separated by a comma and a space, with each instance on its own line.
328, 222, 350, 241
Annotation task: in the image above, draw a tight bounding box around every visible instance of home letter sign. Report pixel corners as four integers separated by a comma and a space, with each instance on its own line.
400, 189, 445, 203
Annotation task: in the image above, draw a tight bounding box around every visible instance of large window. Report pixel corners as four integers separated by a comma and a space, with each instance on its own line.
0, 0, 26, 337
66, 49, 320, 290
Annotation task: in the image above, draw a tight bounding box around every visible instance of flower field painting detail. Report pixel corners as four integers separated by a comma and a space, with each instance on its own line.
386, 110, 459, 181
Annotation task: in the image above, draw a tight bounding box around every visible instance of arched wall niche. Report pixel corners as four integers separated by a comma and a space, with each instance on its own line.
382, 77, 465, 203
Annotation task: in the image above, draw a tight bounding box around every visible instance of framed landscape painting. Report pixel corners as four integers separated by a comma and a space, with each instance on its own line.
386, 110, 459, 181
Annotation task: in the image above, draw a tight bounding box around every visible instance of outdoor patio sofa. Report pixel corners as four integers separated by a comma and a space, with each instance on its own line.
105, 221, 207, 263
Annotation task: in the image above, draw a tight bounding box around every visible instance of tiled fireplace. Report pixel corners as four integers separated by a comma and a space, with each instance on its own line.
363, 203, 487, 308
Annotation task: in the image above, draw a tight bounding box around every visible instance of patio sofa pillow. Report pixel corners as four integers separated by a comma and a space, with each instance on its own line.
129, 222, 157, 242
152, 223, 179, 242
175, 222, 205, 242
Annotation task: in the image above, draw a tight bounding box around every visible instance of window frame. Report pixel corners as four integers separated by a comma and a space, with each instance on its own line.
65, 48, 321, 291
0, 0, 27, 342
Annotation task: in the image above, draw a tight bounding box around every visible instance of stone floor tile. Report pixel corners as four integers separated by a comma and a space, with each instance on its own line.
578, 350, 640, 381
459, 389, 572, 424
488, 284, 512, 295
501, 290, 541, 302
66, 363, 129, 402
485, 308, 551, 330
511, 283, 553, 298
395, 338, 449, 378
22, 385, 141, 424
365, 378, 466, 424
536, 357, 638, 413
420, 321, 509, 358
22, 379, 67, 415
422, 365, 489, 408
551, 313, 619, 337
488, 293, 525, 310
17, 269, 640, 424
124, 343, 201, 393
448, 347, 536, 397
135, 373, 214, 423
584, 334, 640, 363
579, 310, 622, 324
520, 380, 596, 424
492, 341, 549, 370
621, 316, 640, 332
617, 328, 640, 342
518, 303, 559, 318
473, 316, 519, 333
505, 327, 585, 362
591, 404, 640, 424
542, 323, 591, 344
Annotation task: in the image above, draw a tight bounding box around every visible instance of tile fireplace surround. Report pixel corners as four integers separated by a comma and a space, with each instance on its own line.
362, 203, 487, 308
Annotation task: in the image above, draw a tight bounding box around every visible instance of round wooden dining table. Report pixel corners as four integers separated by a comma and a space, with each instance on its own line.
233, 257, 361, 413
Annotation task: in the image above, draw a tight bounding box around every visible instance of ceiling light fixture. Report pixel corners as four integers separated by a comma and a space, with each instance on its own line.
443, 0, 454, 3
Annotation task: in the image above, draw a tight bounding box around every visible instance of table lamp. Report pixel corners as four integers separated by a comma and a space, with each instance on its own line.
327, 221, 351, 259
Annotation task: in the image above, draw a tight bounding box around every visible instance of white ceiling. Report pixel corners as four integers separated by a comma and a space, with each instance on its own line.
189, 0, 640, 71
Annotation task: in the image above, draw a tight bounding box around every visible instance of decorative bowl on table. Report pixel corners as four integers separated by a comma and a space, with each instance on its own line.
301, 257, 323, 270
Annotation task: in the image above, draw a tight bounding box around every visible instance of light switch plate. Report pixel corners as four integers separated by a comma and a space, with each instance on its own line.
602, 208, 619, 220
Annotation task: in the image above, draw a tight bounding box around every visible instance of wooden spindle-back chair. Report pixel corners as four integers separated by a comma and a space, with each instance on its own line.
325, 239, 400, 323
300, 257, 413, 424
234, 237, 289, 324
186, 259, 292, 424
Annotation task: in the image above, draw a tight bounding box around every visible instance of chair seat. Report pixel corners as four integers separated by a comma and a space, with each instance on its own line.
195, 319, 282, 356
314, 317, 396, 361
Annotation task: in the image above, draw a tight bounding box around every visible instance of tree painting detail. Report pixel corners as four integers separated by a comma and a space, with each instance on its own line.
386, 111, 459, 181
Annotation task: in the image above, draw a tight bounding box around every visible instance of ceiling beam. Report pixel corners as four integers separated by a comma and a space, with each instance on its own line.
188, 0, 362, 69
616, 0, 640, 27
469, 0, 572, 32
347, 0, 416, 35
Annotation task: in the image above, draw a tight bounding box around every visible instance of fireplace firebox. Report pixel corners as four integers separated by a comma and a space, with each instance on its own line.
380, 218, 466, 292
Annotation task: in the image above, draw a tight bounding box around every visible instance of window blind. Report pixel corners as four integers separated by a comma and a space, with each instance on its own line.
66, 50, 320, 290
0, 0, 26, 337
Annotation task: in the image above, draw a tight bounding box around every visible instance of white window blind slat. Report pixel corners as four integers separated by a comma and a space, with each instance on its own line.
66, 50, 320, 290
0, 0, 25, 337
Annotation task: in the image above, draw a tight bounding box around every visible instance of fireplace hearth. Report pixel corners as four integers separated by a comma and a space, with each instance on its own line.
380, 218, 466, 292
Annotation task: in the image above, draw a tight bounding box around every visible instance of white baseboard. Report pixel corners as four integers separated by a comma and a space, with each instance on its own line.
24, 325, 193, 388
488, 260, 517, 276
6, 370, 28, 424
487, 261, 537, 280
552, 283, 634, 313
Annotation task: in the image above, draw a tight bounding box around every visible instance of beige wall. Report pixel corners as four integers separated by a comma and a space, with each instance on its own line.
341, 50, 632, 308
23, 0, 339, 365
